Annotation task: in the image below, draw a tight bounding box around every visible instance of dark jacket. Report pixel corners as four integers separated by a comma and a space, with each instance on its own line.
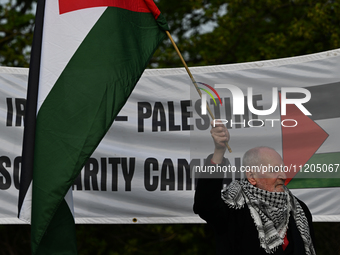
193, 155, 316, 255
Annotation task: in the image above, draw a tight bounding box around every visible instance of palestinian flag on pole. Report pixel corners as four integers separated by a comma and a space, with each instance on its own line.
18, 0, 168, 254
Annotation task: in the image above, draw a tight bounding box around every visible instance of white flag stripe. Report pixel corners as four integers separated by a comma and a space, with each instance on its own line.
38, 0, 105, 111
19, 184, 32, 223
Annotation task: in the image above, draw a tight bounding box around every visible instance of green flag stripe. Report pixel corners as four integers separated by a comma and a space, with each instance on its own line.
287, 152, 340, 189
35, 199, 77, 254
32, 7, 166, 254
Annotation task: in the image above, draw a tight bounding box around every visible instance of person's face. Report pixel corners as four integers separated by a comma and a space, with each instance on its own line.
254, 170, 286, 192
248, 148, 286, 192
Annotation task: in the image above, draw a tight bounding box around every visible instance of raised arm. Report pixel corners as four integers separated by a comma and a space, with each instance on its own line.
210, 120, 230, 164
193, 121, 230, 222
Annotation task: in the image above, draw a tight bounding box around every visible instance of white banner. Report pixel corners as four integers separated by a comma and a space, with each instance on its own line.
1, 49, 340, 224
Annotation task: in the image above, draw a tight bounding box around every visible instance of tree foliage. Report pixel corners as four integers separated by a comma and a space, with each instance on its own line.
151, 0, 340, 67
75, 224, 215, 255
0, 0, 35, 67
1, 0, 340, 67
1, 223, 340, 255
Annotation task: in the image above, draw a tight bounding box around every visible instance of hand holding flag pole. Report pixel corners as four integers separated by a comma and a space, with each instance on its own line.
165, 31, 232, 153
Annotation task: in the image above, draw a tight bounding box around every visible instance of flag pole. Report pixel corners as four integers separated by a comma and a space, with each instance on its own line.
166, 31, 232, 153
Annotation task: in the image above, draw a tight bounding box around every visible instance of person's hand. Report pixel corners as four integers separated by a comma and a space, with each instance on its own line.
210, 120, 230, 164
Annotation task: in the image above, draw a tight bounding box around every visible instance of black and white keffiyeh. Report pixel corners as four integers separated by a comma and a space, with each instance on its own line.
221, 180, 316, 254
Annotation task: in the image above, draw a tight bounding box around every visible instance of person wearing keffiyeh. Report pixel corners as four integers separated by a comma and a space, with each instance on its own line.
193, 121, 316, 255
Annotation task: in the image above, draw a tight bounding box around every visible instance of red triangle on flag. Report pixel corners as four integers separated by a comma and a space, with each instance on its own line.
281, 103, 328, 184
59, 0, 161, 18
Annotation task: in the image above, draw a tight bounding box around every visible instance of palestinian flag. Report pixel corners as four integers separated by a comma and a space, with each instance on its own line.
282, 82, 340, 188
18, 0, 168, 254
281, 82, 340, 214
